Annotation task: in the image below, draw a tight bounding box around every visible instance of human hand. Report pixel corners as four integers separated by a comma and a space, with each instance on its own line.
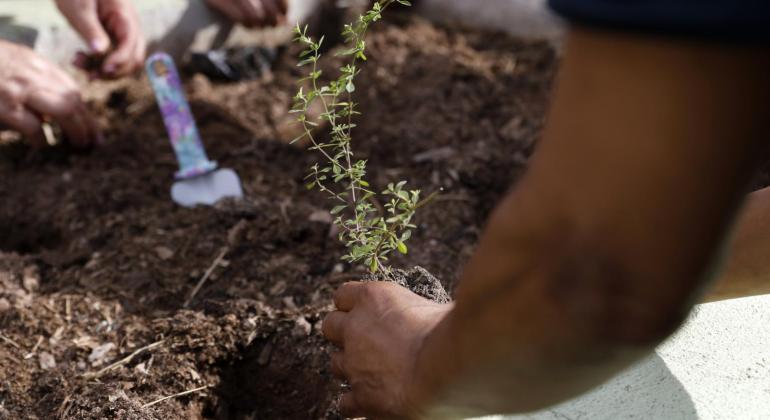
322, 281, 452, 419
0, 41, 100, 147
206, 0, 288, 28
55, 0, 146, 78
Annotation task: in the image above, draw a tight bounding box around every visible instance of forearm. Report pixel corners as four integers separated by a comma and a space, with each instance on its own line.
705, 187, 770, 301
410, 191, 653, 418
408, 28, 770, 417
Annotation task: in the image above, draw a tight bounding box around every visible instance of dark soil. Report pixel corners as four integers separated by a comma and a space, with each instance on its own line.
0, 13, 556, 419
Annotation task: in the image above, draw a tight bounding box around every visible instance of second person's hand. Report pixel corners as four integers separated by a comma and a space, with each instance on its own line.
55, 0, 146, 78
0, 40, 100, 147
207, 0, 289, 28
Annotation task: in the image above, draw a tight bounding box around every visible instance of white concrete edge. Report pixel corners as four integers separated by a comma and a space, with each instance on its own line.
417, 0, 565, 42
479, 294, 770, 420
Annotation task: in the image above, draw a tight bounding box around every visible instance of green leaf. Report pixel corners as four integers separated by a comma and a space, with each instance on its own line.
331, 205, 347, 215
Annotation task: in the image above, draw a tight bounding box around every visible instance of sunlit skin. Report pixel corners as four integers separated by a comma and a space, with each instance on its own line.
323, 27, 770, 419
705, 186, 770, 301
0, 0, 146, 146
55, 0, 146, 78
0, 40, 100, 147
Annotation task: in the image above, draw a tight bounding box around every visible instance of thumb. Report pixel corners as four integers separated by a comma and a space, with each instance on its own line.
59, 0, 111, 53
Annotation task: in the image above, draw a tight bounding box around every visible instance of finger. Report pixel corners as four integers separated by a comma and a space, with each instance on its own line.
101, 12, 139, 77
132, 33, 148, 73
59, 0, 111, 53
239, 0, 266, 28
68, 102, 101, 147
259, 0, 281, 26
26, 90, 95, 146
322, 311, 347, 346
339, 392, 363, 419
0, 102, 45, 147
333, 282, 366, 312
72, 51, 89, 70
329, 351, 347, 379
207, 0, 244, 23
276, 0, 288, 15
48, 63, 81, 90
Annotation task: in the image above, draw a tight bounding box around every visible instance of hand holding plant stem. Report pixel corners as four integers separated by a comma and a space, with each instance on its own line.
292, 0, 436, 276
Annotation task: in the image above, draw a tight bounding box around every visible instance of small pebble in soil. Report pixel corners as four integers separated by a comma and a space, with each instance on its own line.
49, 326, 64, 346
89, 342, 116, 366
155, 246, 175, 261
227, 219, 249, 245
270, 280, 287, 296
258, 342, 273, 366
134, 362, 148, 375
39, 352, 56, 370
22, 266, 40, 293
308, 209, 333, 224
0, 298, 10, 312
293, 317, 312, 337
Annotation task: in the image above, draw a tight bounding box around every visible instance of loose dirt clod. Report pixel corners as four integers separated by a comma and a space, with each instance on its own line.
387, 266, 452, 304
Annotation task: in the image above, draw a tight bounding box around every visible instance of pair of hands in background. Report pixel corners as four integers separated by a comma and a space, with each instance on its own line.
0, 0, 287, 147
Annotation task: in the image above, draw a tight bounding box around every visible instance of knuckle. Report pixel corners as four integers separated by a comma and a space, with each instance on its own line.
358, 283, 376, 300
1, 83, 26, 104
330, 352, 346, 374
6, 110, 26, 126
322, 312, 342, 335
321, 319, 331, 336
27, 56, 50, 74
62, 91, 84, 111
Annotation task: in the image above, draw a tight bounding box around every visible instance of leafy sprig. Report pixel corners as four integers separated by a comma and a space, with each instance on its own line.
291, 0, 435, 275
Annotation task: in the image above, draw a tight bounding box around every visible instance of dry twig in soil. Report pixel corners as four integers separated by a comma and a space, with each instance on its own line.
0, 332, 21, 349
184, 246, 229, 308
141, 384, 210, 409
82, 340, 164, 379
23, 335, 44, 359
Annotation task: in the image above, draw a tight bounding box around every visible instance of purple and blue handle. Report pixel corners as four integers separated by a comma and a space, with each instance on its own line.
146, 52, 217, 180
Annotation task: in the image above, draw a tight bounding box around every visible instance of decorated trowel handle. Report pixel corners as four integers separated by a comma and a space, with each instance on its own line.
146, 52, 217, 180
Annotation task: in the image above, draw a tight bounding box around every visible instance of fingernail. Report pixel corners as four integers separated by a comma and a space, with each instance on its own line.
90, 38, 109, 53
103, 63, 117, 74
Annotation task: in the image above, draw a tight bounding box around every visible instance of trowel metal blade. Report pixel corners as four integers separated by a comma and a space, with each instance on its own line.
171, 168, 243, 208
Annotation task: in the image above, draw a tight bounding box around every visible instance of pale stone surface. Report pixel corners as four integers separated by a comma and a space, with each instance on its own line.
417, 0, 564, 41
482, 295, 770, 419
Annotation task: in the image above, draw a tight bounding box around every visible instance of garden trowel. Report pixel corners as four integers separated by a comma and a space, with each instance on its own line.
146, 52, 243, 208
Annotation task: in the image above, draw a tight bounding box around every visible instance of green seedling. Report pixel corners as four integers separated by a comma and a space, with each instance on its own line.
292, 0, 436, 276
